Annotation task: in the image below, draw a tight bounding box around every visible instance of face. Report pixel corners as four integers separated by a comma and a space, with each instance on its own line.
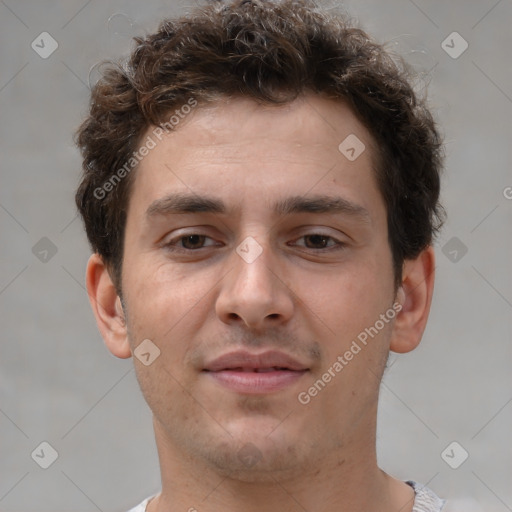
120, 94, 399, 480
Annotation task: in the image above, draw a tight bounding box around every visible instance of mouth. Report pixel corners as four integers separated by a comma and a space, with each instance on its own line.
202, 351, 310, 394
216, 366, 299, 372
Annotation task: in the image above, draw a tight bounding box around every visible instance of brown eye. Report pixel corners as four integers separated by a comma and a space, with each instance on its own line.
163, 232, 221, 254
180, 234, 207, 249
289, 233, 346, 253
303, 234, 332, 249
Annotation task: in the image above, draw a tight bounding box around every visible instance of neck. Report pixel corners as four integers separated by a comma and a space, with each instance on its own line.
146, 413, 414, 512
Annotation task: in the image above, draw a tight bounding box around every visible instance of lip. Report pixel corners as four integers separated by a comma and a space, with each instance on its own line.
202, 350, 310, 394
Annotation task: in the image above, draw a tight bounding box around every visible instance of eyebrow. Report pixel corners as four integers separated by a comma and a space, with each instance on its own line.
145, 192, 371, 223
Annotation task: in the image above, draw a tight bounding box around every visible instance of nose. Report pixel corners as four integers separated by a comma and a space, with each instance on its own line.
215, 238, 295, 331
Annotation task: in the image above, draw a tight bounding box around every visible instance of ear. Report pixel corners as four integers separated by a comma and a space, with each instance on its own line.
390, 246, 435, 354
85, 253, 132, 359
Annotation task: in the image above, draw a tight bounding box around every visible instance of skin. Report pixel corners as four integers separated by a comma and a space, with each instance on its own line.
86, 93, 435, 512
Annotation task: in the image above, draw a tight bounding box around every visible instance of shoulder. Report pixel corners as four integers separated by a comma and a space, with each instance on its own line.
125, 496, 154, 512
406, 481, 445, 512
407, 481, 485, 512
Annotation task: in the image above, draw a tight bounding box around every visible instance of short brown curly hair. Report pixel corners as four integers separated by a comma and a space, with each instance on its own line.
75, 0, 444, 294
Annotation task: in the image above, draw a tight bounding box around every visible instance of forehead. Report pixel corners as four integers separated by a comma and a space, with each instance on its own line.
150, 94, 375, 158
128, 93, 381, 217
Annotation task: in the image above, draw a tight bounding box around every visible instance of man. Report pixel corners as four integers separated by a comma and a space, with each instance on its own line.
75, 0, 446, 510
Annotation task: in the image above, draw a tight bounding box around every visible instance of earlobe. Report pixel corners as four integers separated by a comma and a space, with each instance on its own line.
85, 253, 132, 359
389, 246, 436, 354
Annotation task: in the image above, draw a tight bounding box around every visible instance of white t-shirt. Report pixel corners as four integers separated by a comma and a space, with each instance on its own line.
126, 496, 151, 512
126, 480, 445, 512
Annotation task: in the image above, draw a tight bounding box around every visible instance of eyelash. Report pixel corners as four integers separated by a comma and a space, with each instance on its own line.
163, 233, 346, 253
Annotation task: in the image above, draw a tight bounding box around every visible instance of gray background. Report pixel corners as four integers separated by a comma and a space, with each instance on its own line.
1, 0, 511, 511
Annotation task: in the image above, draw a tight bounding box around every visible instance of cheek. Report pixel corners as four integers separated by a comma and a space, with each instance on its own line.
124, 262, 217, 351
133, 357, 201, 440
294, 258, 390, 333
124, 266, 209, 418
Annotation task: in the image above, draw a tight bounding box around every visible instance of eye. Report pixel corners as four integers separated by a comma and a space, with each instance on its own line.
165, 234, 218, 251
292, 234, 345, 250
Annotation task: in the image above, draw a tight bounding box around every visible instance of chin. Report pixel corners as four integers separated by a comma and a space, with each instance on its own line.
196, 425, 313, 482
206, 443, 303, 482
